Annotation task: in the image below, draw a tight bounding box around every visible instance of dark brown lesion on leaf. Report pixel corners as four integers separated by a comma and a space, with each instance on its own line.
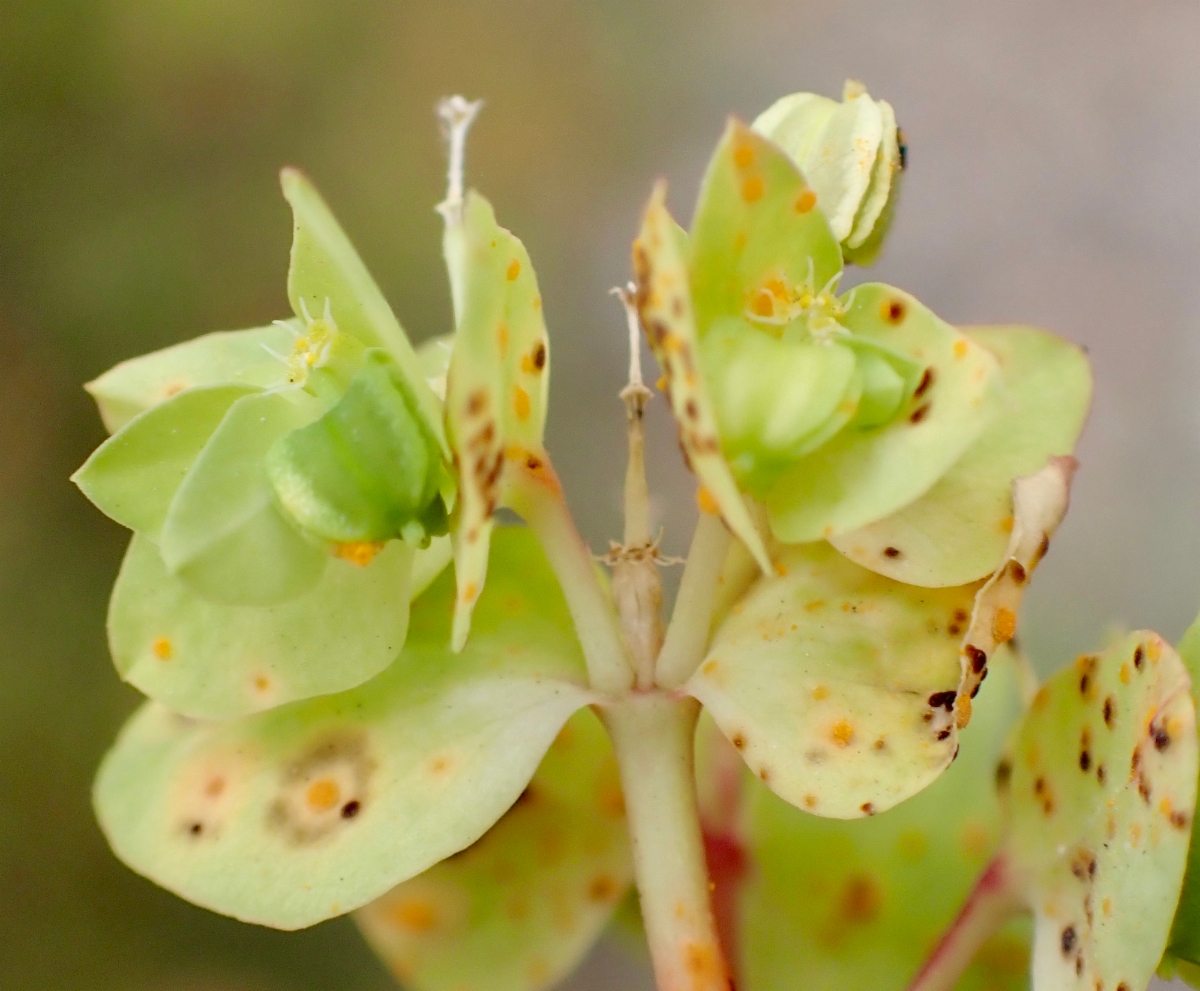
914, 367, 935, 399
1103, 695, 1117, 729
266, 729, 375, 846
909, 403, 931, 424
995, 758, 1012, 790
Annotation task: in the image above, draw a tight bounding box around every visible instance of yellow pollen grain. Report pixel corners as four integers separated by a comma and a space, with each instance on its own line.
506, 259, 521, 281
741, 175, 765, 203
795, 189, 817, 214
696, 487, 719, 515
497, 324, 509, 357
999, 516, 1014, 533
305, 778, 340, 813
831, 720, 855, 747
334, 541, 384, 567
804, 794, 817, 808
701, 659, 719, 676
1102, 897, 1113, 917
655, 374, 668, 392
953, 339, 969, 359
1120, 663, 1132, 685
733, 143, 755, 169
774, 561, 788, 577
993, 607, 1017, 643
152, 637, 173, 661
1148, 637, 1163, 662
513, 385, 532, 421
463, 582, 478, 602
811, 685, 830, 701
253, 674, 271, 693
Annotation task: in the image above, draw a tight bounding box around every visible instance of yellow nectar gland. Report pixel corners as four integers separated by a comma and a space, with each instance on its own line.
744, 265, 845, 341
284, 298, 339, 386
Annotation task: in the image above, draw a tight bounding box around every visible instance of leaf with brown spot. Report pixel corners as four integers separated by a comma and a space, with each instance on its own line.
633, 183, 771, 572
94, 528, 594, 930
1002, 632, 1197, 991
444, 192, 551, 649
356, 708, 631, 991
830, 326, 1090, 586
956, 460, 1075, 726
766, 285, 1002, 544
739, 648, 1029, 991
688, 542, 984, 819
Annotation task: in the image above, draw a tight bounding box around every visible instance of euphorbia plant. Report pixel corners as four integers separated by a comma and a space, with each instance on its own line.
71, 83, 1200, 991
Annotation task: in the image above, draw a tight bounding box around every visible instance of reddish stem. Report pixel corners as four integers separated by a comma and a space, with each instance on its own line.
905, 855, 1024, 991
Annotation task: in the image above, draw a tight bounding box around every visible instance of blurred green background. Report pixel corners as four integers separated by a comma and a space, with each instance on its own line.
4, 0, 1200, 988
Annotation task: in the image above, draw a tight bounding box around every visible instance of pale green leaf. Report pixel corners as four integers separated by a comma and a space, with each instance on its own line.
632, 184, 771, 573
94, 527, 594, 930
740, 647, 1030, 991
443, 191, 551, 648
830, 326, 1091, 586
73, 385, 256, 540
766, 284, 1002, 543
1160, 613, 1200, 972
159, 390, 327, 605
280, 168, 447, 458
84, 322, 297, 433
1002, 632, 1197, 991
688, 118, 842, 338
108, 533, 415, 719
356, 708, 631, 991
688, 541, 980, 819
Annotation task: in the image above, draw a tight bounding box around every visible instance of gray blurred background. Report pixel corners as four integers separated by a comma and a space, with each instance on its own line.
3, 0, 1200, 988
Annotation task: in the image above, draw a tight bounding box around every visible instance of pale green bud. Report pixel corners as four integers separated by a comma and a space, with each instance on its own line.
753, 80, 905, 265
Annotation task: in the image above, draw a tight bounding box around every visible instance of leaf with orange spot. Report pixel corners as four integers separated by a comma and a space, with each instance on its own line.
632, 184, 772, 573
688, 119, 842, 337
954, 460, 1075, 725
830, 326, 1091, 587
687, 541, 984, 819
1160, 614, 1200, 977
739, 648, 1029, 991
1001, 631, 1197, 991
356, 707, 631, 991
444, 192, 551, 649
95, 528, 594, 929
107, 532, 453, 719
83, 321, 300, 434
765, 284, 1003, 544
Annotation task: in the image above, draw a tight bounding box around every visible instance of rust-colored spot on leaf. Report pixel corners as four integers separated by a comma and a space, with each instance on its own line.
831, 720, 855, 747
305, 778, 340, 812
794, 189, 817, 213
741, 175, 765, 203
881, 298, 907, 324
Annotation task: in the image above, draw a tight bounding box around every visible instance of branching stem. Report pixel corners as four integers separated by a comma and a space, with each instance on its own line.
656, 510, 731, 689
508, 462, 634, 694
905, 855, 1024, 991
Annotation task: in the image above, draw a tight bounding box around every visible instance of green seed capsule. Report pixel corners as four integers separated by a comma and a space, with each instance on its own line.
267, 349, 447, 546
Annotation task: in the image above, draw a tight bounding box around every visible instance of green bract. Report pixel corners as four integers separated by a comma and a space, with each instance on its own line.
829, 326, 1092, 587
107, 534, 452, 719
1000, 632, 1197, 991
442, 190, 551, 649
737, 648, 1030, 991
94, 528, 595, 930
636, 118, 1009, 563
689, 459, 1073, 819
356, 708, 632, 991
752, 80, 904, 266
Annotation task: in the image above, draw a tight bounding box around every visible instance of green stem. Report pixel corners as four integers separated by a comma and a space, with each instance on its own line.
655, 511, 731, 689
509, 463, 634, 694
604, 694, 733, 991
